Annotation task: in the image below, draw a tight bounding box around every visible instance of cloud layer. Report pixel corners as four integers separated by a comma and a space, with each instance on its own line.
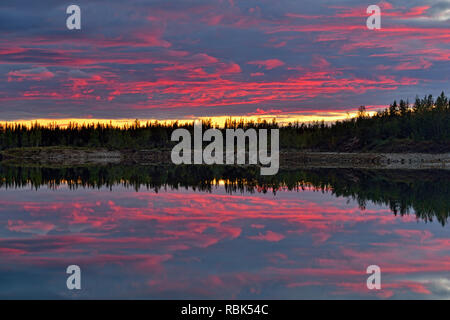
0, 0, 449, 120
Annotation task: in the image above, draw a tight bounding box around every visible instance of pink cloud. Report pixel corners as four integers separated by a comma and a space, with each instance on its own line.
7, 67, 54, 82
248, 231, 285, 242
248, 59, 285, 70
394, 58, 433, 71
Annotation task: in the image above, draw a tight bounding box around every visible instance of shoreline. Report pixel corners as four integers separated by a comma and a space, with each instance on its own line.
1, 147, 449, 169
280, 151, 450, 169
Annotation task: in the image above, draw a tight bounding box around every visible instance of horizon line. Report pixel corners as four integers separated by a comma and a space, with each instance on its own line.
1, 109, 382, 128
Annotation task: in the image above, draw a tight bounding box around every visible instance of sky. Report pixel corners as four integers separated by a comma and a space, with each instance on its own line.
0, 0, 449, 124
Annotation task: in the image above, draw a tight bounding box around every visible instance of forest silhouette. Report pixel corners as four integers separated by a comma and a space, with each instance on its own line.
0, 164, 449, 226
1, 92, 449, 152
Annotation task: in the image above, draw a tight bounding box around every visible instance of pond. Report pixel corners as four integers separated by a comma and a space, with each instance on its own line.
0, 165, 449, 299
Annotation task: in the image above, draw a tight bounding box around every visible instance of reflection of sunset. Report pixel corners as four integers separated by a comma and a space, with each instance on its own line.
0, 184, 448, 299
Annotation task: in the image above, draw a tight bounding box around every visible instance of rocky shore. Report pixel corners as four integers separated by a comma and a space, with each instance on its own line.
280, 151, 450, 169
1, 147, 449, 169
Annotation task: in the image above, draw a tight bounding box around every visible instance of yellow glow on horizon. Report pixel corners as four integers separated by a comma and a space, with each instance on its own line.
2, 110, 379, 128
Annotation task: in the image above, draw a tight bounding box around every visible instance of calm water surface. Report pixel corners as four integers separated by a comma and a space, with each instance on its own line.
0, 166, 449, 299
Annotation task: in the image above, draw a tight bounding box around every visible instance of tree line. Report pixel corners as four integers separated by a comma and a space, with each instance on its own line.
0, 164, 448, 225
1, 92, 449, 152
286, 91, 450, 152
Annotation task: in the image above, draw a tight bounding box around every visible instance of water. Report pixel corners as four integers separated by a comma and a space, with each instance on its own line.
0, 165, 449, 299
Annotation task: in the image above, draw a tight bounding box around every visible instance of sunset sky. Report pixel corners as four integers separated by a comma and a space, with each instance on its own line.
0, 0, 449, 124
